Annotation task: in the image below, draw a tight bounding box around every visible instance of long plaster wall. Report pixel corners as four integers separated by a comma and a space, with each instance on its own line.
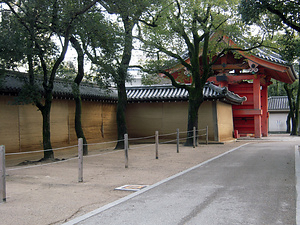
1, 95, 235, 155
0, 95, 117, 154
126, 101, 235, 142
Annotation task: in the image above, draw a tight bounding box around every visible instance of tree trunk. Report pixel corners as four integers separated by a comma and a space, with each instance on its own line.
284, 83, 296, 135
70, 36, 88, 155
291, 113, 297, 135
40, 91, 54, 159
74, 91, 88, 155
114, 16, 133, 149
286, 113, 291, 133
291, 98, 297, 135
185, 89, 203, 146
115, 81, 128, 149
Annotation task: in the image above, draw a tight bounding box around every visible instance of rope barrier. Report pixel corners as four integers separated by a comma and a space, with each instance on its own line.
4, 126, 209, 180
6, 156, 78, 171
5, 127, 208, 157
5, 144, 78, 156
84, 149, 124, 159
0, 125, 212, 206
178, 130, 188, 134
83, 139, 121, 146
185, 135, 194, 140
159, 139, 177, 144
159, 132, 178, 137
128, 143, 156, 150
197, 128, 207, 131
178, 136, 191, 142
128, 135, 155, 141
6, 149, 126, 171
178, 128, 205, 135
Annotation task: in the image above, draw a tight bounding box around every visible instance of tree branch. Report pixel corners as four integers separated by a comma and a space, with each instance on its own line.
168, 15, 195, 55
70, 36, 84, 85
135, 35, 192, 70
210, 35, 265, 67
175, 0, 181, 19
160, 70, 190, 90
49, 0, 97, 87
265, 4, 300, 32
195, 5, 210, 27
138, 19, 158, 27
130, 63, 188, 90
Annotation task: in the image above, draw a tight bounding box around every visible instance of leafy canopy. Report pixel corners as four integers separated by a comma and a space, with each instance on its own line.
138, 0, 260, 88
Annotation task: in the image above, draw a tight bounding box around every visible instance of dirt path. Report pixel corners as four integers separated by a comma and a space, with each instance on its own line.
1, 141, 246, 225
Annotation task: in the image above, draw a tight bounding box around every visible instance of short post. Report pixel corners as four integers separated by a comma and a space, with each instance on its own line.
193, 127, 196, 148
78, 138, 83, 182
124, 134, 129, 168
0, 146, 6, 203
176, 128, 179, 153
155, 131, 159, 159
206, 126, 208, 145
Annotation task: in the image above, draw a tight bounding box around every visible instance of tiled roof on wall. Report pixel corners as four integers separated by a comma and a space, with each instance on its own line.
0, 72, 117, 101
268, 96, 289, 111
0, 72, 246, 105
126, 83, 246, 105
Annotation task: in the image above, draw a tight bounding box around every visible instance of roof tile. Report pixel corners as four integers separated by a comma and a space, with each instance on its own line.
126, 83, 246, 105
1, 72, 246, 105
268, 96, 289, 111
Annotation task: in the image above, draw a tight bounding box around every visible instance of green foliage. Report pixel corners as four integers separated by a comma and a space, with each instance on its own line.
14, 83, 42, 105
138, 0, 256, 87
81, 0, 158, 88
239, 0, 300, 33
136, 0, 262, 145
75, 5, 124, 85
141, 73, 164, 85
89, 0, 160, 149
240, 0, 300, 135
276, 31, 300, 63
56, 61, 77, 79
0, 0, 97, 156
268, 79, 289, 96
0, 13, 27, 69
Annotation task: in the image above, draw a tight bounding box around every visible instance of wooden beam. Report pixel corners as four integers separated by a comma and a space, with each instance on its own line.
209, 74, 255, 84
233, 109, 263, 116
253, 77, 262, 138
212, 63, 248, 70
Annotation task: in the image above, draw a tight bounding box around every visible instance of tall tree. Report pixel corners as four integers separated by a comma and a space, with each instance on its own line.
284, 81, 297, 133
0, 0, 97, 159
239, 0, 300, 135
137, 0, 262, 145
85, 0, 155, 149
278, 32, 300, 135
66, 6, 118, 154
69, 36, 88, 155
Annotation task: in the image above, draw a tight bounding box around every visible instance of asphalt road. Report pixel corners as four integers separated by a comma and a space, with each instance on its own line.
65, 139, 298, 225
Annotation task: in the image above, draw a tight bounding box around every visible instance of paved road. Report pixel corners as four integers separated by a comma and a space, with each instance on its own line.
65, 138, 298, 225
